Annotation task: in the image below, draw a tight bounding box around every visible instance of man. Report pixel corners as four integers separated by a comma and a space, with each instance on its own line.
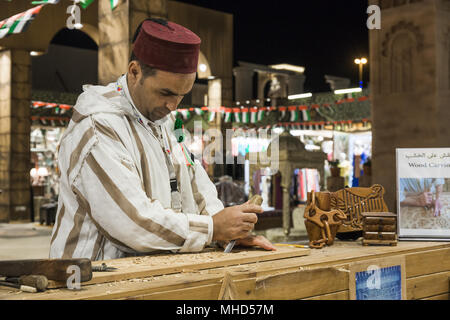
49, 19, 275, 260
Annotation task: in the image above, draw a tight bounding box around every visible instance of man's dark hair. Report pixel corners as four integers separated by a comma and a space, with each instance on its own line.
129, 51, 157, 78
129, 18, 170, 79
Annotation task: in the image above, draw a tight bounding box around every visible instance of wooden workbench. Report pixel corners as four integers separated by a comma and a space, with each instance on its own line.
0, 241, 449, 300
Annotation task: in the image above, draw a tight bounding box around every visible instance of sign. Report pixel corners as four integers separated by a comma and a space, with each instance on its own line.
396, 148, 450, 240
349, 256, 406, 300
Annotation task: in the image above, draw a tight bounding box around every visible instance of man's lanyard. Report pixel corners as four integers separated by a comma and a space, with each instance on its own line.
116, 77, 182, 213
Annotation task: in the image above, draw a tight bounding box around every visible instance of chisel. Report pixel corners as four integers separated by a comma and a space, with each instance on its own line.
274, 243, 309, 248
0, 275, 48, 292
0, 280, 37, 293
224, 195, 263, 253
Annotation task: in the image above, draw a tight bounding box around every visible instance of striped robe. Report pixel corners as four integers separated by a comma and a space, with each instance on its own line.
49, 75, 224, 260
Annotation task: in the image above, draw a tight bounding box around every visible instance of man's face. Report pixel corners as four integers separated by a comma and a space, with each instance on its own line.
127, 61, 196, 122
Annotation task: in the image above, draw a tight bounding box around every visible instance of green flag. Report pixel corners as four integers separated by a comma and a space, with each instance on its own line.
80, 0, 95, 9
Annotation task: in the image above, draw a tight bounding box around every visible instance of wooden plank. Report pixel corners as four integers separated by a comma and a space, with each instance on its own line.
362, 239, 397, 246
0, 272, 225, 300
405, 247, 450, 278
125, 284, 222, 300
47, 246, 309, 289
238, 267, 349, 300
207, 242, 450, 281
302, 290, 349, 300
406, 271, 450, 300
421, 293, 449, 300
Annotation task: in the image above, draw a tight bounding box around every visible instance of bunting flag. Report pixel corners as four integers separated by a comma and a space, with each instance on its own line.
32, 101, 46, 108
194, 107, 204, 116
179, 109, 191, 120
278, 106, 287, 121
257, 107, 266, 122
233, 108, 241, 123
288, 106, 299, 122
79, 0, 95, 9
299, 105, 311, 121
362, 118, 370, 129
31, 101, 73, 110
208, 108, 216, 122
31, 0, 59, 4
319, 122, 325, 130
110, 0, 119, 10
241, 108, 249, 124
59, 104, 71, 112
250, 107, 258, 123
0, 5, 44, 39
224, 108, 232, 123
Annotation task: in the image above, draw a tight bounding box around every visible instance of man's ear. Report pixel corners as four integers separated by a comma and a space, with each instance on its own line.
128, 61, 142, 85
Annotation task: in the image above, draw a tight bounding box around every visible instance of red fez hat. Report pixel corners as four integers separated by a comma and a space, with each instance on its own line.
132, 19, 201, 74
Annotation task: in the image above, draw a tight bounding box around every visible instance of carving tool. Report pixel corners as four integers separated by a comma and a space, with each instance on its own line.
224, 195, 263, 253
92, 263, 118, 272
0, 275, 48, 292
274, 243, 309, 248
0, 280, 37, 293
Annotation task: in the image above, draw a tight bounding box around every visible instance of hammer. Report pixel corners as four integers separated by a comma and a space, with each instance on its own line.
224, 195, 263, 253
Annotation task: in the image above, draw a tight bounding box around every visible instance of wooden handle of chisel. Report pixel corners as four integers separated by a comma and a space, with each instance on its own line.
0, 259, 92, 282
0, 281, 37, 293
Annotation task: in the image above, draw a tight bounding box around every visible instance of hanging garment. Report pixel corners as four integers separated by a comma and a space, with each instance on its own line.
274, 173, 283, 210
298, 169, 307, 202
261, 176, 271, 208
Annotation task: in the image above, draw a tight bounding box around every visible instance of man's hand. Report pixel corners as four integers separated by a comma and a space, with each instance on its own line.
212, 202, 263, 241
416, 192, 433, 207
433, 198, 442, 217
236, 235, 276, 251
402, 192, 433, 207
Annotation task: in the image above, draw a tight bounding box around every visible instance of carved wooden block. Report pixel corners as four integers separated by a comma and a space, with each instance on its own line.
362, 212, 398, 246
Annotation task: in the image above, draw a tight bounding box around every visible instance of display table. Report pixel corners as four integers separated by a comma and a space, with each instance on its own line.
0, 241, 449, 300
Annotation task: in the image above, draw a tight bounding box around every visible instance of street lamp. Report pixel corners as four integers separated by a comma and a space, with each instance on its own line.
354, 57, 367, 88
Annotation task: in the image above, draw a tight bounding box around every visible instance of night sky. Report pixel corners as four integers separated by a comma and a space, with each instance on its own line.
173, 0, 370, 93
51, 0, 370, 93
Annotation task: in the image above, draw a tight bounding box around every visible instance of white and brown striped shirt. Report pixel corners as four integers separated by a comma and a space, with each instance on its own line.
49, 75, 224, 260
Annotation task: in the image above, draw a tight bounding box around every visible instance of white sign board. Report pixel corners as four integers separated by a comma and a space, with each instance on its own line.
396, 148, 450, 240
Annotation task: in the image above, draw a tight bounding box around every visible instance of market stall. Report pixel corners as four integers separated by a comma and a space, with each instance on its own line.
29, 95, 74, 224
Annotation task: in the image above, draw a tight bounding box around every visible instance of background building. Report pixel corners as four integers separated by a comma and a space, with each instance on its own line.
0, 0, 233, 222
